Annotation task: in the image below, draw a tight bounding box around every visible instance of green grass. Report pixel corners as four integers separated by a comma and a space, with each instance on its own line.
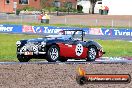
0, 34, 42, 62
96, 40, 132, 57
0, 33, 132, 62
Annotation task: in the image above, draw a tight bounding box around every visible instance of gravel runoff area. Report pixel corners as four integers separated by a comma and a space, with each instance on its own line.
0, 63, 131, 88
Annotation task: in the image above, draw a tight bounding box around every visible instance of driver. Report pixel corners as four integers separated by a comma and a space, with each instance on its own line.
58, 30, 65, 35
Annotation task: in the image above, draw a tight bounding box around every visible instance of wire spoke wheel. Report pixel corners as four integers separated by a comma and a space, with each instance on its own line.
50, 48, 58, 60
87, 46, 97, 61
47, 45, 59, 62
89, 48, 96, 59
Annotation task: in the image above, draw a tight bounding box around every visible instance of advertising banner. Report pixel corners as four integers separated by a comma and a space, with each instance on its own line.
0, 24, 22, 33
89, 28, 103, 35
0, 24, 132, 36
102, 28, 132, 36
22, 25, 89, 34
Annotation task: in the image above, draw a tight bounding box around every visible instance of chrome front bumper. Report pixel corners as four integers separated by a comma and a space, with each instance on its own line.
17, 52, 46, 55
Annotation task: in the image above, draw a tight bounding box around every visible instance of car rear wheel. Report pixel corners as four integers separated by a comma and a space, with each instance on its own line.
17, 54, 31, 62
86, 46, 97, 61
47, 45, 59, 62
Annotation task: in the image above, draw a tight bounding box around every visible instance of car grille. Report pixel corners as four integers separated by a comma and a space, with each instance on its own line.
20, 43, 39, 52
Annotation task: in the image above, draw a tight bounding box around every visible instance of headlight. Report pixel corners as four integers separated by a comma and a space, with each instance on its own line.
16, 41, 21, 46
41, 42, 46, 47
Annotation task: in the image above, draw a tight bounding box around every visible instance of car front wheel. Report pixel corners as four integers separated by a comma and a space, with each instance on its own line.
17, 54, 31, 62
47, 45, 59, 62
86, 46, 97, 61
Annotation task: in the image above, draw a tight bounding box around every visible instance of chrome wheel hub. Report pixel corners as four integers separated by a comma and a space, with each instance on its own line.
49, 48, 58, 60
89, 48, 96, 60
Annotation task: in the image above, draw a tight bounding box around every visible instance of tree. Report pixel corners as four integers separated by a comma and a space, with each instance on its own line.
40, 0, 53, 13
89, 0, 98, 14
64, 2, 72, 14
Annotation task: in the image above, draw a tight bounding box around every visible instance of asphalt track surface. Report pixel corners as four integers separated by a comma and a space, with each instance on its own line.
84, 35, 132, 41
2, 32, 132, 41
0, 58, 132, 65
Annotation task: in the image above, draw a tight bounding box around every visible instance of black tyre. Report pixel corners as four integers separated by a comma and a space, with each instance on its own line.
17, 54, 31, 62
59, 58, 68, 62
46, 45, 59, 62
86, 46, 97, 61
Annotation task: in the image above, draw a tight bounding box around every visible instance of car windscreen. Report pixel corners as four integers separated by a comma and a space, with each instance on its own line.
27, 38, 46, 42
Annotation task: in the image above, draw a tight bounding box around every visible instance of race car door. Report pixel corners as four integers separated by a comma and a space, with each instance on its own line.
59, 40, 88, 59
